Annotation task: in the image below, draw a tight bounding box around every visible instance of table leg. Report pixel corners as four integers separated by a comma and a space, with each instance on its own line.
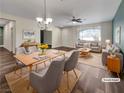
29, 64, 33, 72
27, 65, 33, 90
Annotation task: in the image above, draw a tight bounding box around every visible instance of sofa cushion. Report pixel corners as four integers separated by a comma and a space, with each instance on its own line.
83, 43, 90, 48
90, 42, 98, 47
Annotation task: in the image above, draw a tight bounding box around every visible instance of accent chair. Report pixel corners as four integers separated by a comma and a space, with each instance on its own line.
64, 50, 79, 89
30, 60, 65, 93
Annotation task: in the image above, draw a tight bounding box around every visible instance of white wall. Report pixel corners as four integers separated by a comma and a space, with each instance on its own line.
0, 12, 62, 51
62, 21, 112, 48
1, 12, 40, 48
47, 25, 62, 48
100, 21, 112, 44
0, 12, 112, 50
62, 27, 77, 48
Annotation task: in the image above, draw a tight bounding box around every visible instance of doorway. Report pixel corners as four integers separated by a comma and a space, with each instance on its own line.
40, 30, 52, 48
0, 27, 3, 47
0, 18, 16, 53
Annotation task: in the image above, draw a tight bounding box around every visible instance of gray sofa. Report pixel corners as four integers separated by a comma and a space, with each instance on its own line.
76, 40, 102, 53
102, 45, 123, 71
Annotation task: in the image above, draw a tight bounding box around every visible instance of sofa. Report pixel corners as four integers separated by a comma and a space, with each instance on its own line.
102, 45, 123, 71
76, 40, 102, 53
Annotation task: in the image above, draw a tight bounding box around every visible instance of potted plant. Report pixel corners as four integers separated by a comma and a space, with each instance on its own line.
38, 43, 49, 55
108, 47, 116, 57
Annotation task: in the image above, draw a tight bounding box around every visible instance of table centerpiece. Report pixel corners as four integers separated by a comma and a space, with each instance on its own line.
38, 43, 48, 55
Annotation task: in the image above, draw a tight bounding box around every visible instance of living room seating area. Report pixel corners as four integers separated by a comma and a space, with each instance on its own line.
76, 40, 102, 53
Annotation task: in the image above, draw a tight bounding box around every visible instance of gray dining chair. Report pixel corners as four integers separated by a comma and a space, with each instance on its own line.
15, 47, 27, 74
28, 46, 39, 53
64, 50, 79, 89
30, 60, 65, 93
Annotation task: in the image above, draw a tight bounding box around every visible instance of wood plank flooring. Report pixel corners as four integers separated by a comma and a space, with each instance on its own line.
0, 47, 16, 93
5, 68, 81, 93
1, 47, 124, 93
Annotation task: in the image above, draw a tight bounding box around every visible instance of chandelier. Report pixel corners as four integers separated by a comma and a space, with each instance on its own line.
36, 0, 53, 30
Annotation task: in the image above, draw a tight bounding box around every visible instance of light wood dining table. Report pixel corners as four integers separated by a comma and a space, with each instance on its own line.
14, 50, 65, 72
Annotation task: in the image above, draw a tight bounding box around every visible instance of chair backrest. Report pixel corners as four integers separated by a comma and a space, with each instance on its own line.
64, 50, 79, 71
43, 60, 65, 93
28, 46, 38, 53
16, 47, 26, 54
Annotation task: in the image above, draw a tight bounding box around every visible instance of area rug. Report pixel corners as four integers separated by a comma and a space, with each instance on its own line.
78, 53, 106, 70
5, 64, 81, 93
64, 50, 106, 70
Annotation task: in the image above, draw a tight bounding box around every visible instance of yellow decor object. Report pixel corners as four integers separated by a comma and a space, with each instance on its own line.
38, 44, 48, 49
38, 44, 49, 55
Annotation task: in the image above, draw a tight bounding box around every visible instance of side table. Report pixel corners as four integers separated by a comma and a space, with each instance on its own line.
107, 55, 120, 77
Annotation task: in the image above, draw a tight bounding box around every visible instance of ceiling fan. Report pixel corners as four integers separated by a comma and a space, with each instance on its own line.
71, 16, 85, 23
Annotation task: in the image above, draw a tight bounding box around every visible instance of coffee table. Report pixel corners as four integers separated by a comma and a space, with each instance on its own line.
78, 48, 91, 57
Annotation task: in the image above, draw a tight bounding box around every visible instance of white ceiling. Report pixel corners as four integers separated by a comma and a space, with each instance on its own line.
0, 0, 122, 27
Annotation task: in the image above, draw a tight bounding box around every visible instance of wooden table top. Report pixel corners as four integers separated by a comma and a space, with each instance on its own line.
78, 48, 91, 53
14, 50, 65, 66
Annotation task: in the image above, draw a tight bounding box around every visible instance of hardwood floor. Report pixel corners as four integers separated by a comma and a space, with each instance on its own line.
0, 47, 124, 93
72, 63, 124, 93
0, 47, 16, 93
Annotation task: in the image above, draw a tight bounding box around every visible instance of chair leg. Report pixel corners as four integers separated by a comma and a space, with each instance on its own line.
35, 65, 38, 72
20, 68, 23, 74
44, 62, 46, 67
14, 65, 22, 77
66, 72, 69, 89
27, 81, 30, 90
57, 88, 61, 93
73, 69, 78, 78
14, 66, 18, 74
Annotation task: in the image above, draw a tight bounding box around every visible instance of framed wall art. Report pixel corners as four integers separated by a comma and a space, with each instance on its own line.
23, 30, 35, 40
115, 26, 121, 44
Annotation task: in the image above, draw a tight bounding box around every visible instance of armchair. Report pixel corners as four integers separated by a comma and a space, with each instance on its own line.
30, 60, 65, 93
90, 41, 102, 53
64, 50, 79, 89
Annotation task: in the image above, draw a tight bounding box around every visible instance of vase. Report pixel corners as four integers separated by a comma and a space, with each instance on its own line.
39, 49, 45, 55
42, 49, 46, 55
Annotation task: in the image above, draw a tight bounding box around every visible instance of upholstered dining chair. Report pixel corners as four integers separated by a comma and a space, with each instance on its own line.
64, 50, 79, 89
30, 60, 65, 93
15, 47, 27, 74
28, 46, 39, 53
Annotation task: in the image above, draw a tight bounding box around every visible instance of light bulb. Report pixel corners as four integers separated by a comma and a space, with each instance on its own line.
72, 21, 76, 24
36, 17, 43, 22
46, 18, 53, 23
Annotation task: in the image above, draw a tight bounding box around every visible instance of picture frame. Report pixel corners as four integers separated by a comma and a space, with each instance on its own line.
23, 30, 35, 40
115, 26, 121, 44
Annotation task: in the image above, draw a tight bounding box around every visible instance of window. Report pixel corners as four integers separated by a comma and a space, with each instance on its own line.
79, 27, 101, 41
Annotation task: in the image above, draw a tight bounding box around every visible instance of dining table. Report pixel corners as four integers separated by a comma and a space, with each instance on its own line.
14, 49, 66, 72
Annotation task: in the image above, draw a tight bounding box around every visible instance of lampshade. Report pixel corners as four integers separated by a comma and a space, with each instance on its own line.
105, 39, 111, 44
